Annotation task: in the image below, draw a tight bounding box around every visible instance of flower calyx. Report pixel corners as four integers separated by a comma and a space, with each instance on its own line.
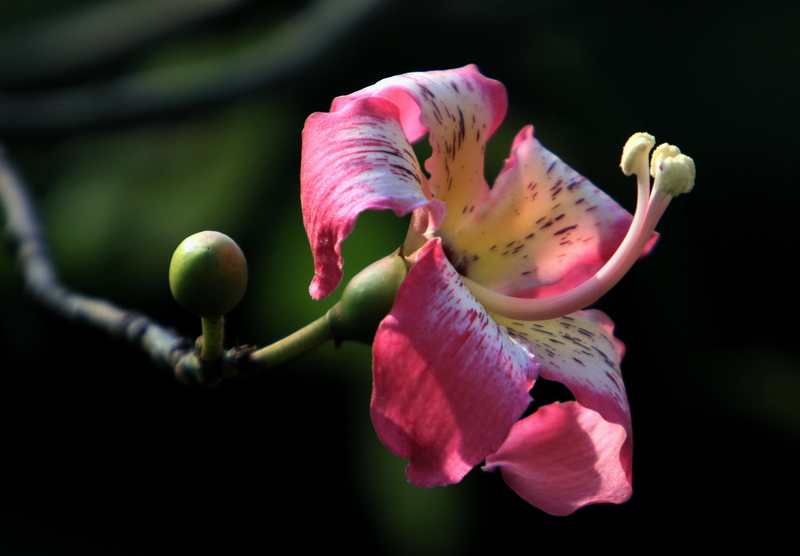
328, 250, 408, 345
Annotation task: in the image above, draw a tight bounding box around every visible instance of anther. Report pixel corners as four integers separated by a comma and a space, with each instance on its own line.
620, 132, 655, 177
650, 143, 682, 176
654, 152, 695, 197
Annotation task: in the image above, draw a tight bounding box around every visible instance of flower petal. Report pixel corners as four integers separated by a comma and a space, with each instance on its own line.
371, 238, 537, 487
445, 125, 654, 297
484, 401, 631, 515
492, 309, 633, 484
333, 64, 508, 235
301, 95, 440, 299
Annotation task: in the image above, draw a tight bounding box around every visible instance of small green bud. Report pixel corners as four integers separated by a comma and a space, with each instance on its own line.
169, 231, 248, 318
329, 251, 408, 344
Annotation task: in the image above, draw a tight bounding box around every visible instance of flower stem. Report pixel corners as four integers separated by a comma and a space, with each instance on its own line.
249, 310, 336, 369
201, 316, 225, 361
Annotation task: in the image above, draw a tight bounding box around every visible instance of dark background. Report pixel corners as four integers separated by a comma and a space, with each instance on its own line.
0, 0, 797, 553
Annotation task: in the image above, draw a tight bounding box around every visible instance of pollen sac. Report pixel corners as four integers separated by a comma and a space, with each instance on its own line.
657, 154, 695, 196
169, 231, 248, 318
650, 143, 695, 196
650, 143, 683, 176
620, 132, 655, 176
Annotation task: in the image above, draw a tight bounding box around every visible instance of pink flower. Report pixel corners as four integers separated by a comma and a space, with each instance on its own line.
301, 65, 693, 515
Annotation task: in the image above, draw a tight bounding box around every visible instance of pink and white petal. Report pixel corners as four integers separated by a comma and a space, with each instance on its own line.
301, 95, 443, 300
371, 239, 537, 488
484, 401, 631, 515
491, 309, 632, 480
332, 65, 508, 234
445, 125, 657, 297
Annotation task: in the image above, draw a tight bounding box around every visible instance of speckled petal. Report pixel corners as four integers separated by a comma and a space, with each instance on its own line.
484, 402, 631, 515
332, 64, 508, 235
301, 95, 440, 299
491, 309, 632, 484
371, 239, 537, 487
445, 126, 652, 297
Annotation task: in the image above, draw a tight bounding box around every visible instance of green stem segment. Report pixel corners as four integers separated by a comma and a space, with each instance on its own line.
201, 315, 225, 361
249, 310, 336, 369
248, 251, 407, 369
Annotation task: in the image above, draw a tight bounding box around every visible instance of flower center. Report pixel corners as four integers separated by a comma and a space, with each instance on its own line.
462, 132, 695, 321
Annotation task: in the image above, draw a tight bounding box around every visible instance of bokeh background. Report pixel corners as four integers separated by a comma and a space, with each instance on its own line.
0, 0, 797, 553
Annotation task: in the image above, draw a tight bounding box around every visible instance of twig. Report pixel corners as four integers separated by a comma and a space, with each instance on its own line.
0, 143, 247, 385
0, 144, 335, 384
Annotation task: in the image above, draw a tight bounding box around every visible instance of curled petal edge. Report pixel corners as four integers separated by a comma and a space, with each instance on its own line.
301, 95, 442, 299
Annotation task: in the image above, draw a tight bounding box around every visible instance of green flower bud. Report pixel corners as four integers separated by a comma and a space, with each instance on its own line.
169, 231, 248, 318
329, 251, 408, 344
